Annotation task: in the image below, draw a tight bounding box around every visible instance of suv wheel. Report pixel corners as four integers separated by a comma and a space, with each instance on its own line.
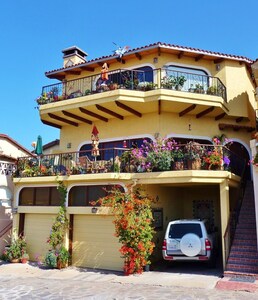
180, 233, 202, 257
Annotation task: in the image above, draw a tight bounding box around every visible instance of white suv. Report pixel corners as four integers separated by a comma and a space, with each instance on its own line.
162, 219, 216, 266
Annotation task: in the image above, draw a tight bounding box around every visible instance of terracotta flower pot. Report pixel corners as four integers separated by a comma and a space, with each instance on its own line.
10, 258, 20, 263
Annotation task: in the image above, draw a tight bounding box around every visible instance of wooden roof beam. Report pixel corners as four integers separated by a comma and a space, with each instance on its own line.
219, 123, 255, 132
48, 113, 78, 126
116, 57, 125, 64
196, 106, 214, 119
79, 107, 108, 122
65, 70, 81, 75
178, 51, 184, 59
215, 112, 226, 121
115, 101, 142, 117
195, 54, 204, 62
96, 104, 124, 120
62, 111, 92, 124
179, 104, 196, 117
236, 117, 244, 123
79, 66, 95, 72
214, 58, 224, 64
135, 53, 142, 60
41, 119, 62, 129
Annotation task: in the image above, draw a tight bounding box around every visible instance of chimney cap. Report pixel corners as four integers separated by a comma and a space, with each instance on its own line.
62, 46, 88, 59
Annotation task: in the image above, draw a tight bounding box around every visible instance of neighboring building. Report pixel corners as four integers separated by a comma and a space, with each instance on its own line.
13, 42, 257, 272
32, 139, 60, 155
0, 134, 31, 253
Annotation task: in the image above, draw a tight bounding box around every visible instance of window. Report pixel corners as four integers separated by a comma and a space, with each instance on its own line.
68, 185, 123, 206
19, 187, 61, 206
107, 66, 154, 88
135, 66, 153, 83
169, 224, 203, 239
79, 138, 151, 161
164, 65, 208, 92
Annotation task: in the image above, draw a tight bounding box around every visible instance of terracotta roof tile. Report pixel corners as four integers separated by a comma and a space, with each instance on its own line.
45, 42, 254, 76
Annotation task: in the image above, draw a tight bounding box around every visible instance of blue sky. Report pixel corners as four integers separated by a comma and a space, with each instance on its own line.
1, 0, 258, 151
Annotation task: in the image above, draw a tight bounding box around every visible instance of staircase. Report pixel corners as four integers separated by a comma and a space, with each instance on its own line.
225, 181, 258, 275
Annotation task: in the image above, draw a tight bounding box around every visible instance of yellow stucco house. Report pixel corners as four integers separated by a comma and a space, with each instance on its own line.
12, 42, 258, 273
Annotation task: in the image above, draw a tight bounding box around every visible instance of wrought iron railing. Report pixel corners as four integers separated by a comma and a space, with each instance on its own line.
15, 144, 244, 178
37, 68, 227, 105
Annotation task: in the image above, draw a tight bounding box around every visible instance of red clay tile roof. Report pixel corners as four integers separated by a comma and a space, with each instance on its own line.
45, 41, 254, 76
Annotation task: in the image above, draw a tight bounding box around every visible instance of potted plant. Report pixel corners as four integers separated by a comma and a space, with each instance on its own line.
194, 83, 204, 94
45, 250, 58, 268
185, 141, 204, 170
161, 75, 175, 89
56, 246, 70, 269
137, 81, 157, 91
172, 75, 187, 90
4, 230, 27, 263
188, 84, 195, 93
207, 85, 217, 95
161, 75, 186, 90
204, 150, 223, 170
172, 147, 185, 170
108, 82, 118, 90
21, 252, 29, 264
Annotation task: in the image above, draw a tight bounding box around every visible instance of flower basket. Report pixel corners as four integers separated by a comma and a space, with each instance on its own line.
187, 158, 201, 170
173, 160, 184, 170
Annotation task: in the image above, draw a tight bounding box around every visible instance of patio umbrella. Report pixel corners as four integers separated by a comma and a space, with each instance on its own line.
35, 135, 43, 156
91, 126, 100, 161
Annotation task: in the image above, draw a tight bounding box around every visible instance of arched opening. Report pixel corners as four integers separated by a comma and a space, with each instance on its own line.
227, 141, 250, 180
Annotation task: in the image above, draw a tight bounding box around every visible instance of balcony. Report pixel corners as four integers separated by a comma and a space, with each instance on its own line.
38, 68, 227, 106
15, 144, 244, 179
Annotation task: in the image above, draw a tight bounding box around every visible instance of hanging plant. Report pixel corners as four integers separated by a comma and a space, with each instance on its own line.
93, 185, 155, 275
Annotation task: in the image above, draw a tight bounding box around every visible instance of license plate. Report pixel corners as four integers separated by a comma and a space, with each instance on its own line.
167, 239, 179, 250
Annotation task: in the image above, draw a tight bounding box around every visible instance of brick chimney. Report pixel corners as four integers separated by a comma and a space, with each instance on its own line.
62, 46, 88, 68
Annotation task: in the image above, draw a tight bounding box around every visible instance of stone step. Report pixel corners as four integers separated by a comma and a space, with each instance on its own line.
229, 251, 258, 259
226, 263, 258, 275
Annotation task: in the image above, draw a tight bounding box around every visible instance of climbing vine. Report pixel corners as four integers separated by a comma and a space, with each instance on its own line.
45, 179, 70, 268
94, 185, 155, 275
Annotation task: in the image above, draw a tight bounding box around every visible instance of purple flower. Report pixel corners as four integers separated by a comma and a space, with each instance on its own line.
223, 156, 230, 166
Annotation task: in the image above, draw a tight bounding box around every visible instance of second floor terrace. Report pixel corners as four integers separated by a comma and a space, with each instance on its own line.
37, 68, 229, 128
15, 141, 245, 179
39, 67, 226, 103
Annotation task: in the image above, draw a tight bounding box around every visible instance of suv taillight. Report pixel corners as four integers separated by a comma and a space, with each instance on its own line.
205, 238, 211, 251
162, 239, 167, 250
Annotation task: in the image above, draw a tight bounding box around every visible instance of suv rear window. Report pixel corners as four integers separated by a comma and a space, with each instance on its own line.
168, 223, 203, 238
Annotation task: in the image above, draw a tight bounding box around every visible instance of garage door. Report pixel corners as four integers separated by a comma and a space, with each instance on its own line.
72, 215, 123, 271
24, 214, 54, 261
